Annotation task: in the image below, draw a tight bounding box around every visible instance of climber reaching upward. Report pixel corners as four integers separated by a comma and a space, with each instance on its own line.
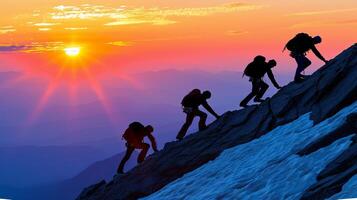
240, 55, 281, 108
117, 122, 158, 174
176, 89, 220, 141
284, 33, 329, 83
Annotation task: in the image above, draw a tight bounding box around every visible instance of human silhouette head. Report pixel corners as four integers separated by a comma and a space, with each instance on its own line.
313, 36, 322, 44
145, 125, 154, 133
267, 59, 277, 68
202, 90, 212, 99
254, 55, 266, 63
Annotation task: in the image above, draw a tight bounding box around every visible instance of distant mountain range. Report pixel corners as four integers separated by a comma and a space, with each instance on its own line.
0, 145, 107, 187
1, 151, 138, 200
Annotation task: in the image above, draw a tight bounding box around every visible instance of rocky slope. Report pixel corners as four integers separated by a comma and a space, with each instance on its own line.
77, 44, 357, 200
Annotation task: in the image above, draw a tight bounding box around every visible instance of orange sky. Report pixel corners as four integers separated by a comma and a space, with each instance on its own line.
0, 0, 355, 126
0, 0, 356, 77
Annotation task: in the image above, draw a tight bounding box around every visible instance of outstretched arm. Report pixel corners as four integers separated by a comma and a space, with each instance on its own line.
202, 101, 220, 119
147, 133, 158, 152
311, 45, 328, 63
267, 69, 281, 89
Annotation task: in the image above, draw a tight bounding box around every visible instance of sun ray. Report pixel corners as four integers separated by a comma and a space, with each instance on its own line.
26, 66, 65, 125
81, 66, 120, 126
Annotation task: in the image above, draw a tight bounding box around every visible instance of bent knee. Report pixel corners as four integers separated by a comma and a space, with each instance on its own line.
201, 113, 208, 119
304, 59, 312, 66
143, 143, 150, 149
262, 83, 269, 89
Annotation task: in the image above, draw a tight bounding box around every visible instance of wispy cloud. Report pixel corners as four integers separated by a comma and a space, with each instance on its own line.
44, 3, 263, 26
142, 3, 262, 17
34, 22, 58, 27
0, 29, 16, 34
226, 30, 248, 36
0, 42, 64, 53
288, 8, 357, 16
50, 4, 126, 20
107, 41, 133, 47
64, 27, 88, 30
0, 45, 28, 52
38, 28, 51, 31
0, 26, 16, 34
104, 18, 176, 26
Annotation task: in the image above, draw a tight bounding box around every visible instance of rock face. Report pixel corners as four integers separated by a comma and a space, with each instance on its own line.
299, 113, 357, 200
77, 44, 357, 200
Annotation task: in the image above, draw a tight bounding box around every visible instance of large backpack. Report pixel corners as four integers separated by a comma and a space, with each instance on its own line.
122, 122, 144, 142
243, 62, 266, 78
181, 89, 201, 107
285, 33, 312, 53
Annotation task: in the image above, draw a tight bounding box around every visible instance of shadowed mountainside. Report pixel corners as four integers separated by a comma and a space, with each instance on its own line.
77, 44, 357, 200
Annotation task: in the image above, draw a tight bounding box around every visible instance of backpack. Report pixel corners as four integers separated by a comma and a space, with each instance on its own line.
181, 89, 201, 107
243, 62, 266, 78
122, 122, 144, 142
285, 33, 312, 53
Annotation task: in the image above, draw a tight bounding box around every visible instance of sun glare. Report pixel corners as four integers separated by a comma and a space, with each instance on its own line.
64, 47, 81, 57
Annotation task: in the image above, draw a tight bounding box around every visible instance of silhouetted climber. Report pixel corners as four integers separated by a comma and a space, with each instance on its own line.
117, 122, 158, 174
240, 56, 281, 108
284, 33, 329, 82
176, 89, 220, 141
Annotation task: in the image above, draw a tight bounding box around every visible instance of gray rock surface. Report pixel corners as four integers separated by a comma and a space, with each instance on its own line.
300, 143, 357, 200
298, 113, 357, 156
299, 113, 357, 200
77, 44, 357, 200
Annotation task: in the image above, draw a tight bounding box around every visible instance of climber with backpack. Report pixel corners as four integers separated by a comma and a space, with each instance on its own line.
117, 122, 158, 174
240, 56, 281, 108
176, 89, 220, 141
284, 33, 329, 83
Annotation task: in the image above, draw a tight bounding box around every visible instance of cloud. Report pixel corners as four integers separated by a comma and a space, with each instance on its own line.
288, 8, 357, 16
104, 18, 176, 26
50, 4, 126, 20
107, 41, 133, 47
226, 30, 248, 36
38, 28, 51, 31
0, 29, 16, 34
0, 45, 28, 52
64, 27, 88, 30
34, 23, 58, 27
142, 3, 263, 17
0, 26, 16, 34
0, 42, 65, 53
45, 3, 263, 26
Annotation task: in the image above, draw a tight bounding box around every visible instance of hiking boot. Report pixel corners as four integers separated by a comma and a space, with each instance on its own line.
294, 76, 305, 83
239, 102, 248, 108
300, 74, 310, 79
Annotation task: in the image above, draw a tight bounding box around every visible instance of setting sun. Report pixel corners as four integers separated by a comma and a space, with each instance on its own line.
64, 47, 81, 57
